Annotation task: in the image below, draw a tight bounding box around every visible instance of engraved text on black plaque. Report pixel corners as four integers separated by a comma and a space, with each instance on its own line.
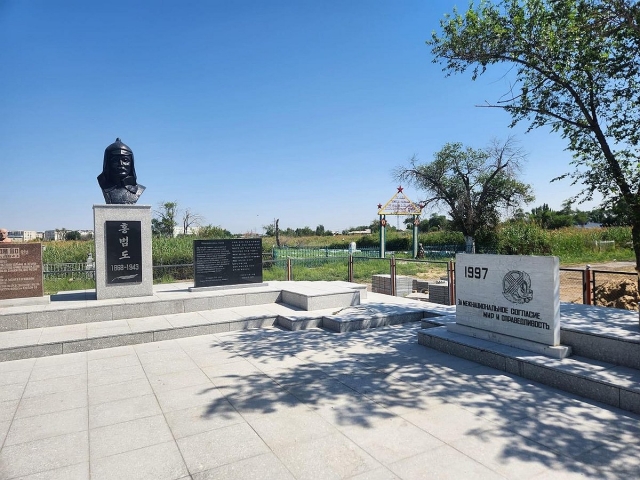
194, 239, 262, 288
106, 221, 142, 284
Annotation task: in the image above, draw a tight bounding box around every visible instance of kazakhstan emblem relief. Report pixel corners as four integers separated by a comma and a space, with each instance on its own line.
502, 270, 534, 304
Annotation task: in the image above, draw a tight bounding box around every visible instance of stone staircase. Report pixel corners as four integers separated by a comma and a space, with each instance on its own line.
417, 302, 640, 414
0, 281, 440, 363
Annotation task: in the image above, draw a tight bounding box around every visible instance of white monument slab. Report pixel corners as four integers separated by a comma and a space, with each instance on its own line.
454, 254, 560, 346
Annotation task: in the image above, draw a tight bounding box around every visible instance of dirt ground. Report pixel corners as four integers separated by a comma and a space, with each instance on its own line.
560, 261, 638, 309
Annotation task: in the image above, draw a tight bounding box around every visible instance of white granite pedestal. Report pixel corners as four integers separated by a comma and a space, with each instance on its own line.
93, 205, 153, 300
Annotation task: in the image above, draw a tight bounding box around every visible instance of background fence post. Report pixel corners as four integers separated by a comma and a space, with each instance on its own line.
583, 265, 592, 305
390, 256, 396, 296
348, 254, 354, 283
448, 259, 456, 305
286, 257, 292, 281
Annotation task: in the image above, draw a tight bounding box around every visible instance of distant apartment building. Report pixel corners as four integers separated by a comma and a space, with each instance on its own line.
44, 230, 66, 241
43, 229, 94, 241
7, 230, 41, 242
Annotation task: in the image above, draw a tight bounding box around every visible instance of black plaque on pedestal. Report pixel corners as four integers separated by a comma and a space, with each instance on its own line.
105, 220, 142, 283
194, 239, 262, 288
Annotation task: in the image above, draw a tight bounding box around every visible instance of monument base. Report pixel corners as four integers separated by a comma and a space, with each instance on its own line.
447, 323, 571, 359
93, 205, 153, 300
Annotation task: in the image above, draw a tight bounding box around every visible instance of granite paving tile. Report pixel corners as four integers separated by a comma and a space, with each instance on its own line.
4, 406, 87, 446
191, 452, 295, 480
0, 431, 88, 479
0, 357, 35, 374
33, 350, 86, 366
449, 428, 560, 479
272, 431, 382, 480
88, 377, 154, 406
90, 440, 189, 480
9, 461, 91, 480
0, 369, 31, 387
247, 409, 338, 450
176, 422, 270, 474
339, 416, 445, 466
0, 383, 27, 402
89, 394, 162, 429
22, 373, 87, 398
154, 382, 223, 413
0, 398, 19, 423
90, 414, 174, 459
401, 402, 497, 443
88, 352, 141, 373
164, 399, 244, 439
87, 364, 147, 387
147, 368, 211, 393
389, 444, 506, 480
28, 361, 87, 382
14, 389, 87, 419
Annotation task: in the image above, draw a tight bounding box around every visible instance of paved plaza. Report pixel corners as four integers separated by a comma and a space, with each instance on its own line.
0, 322, 638, 479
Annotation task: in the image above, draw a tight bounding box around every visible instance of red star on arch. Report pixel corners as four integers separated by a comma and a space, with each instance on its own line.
377, 203, 382, 209
397, 186, 404, 193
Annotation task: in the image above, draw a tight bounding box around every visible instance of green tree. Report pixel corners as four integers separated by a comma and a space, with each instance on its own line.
65, 230, 81, 241
573, 209, 590, 227
530, 203, 573, 229
395, 138, 534, 251
263, 224, 276, 236
152, 201, 178, 237
315, 224, 326, 236
429, 0, 640, 315
428, 213, 450, 231
593, 198, 634, 226
197, 225, 233, 238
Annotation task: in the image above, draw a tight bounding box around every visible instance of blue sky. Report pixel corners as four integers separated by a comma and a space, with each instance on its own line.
0, 1, 597, 234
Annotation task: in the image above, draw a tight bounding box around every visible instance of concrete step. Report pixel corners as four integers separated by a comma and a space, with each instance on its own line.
0, 303, 294, 362
0, 281, 365, 332
418, 326, 640, 415
422, 303, 640, 369
559, 303, 640, 370
0, 282, 445, 362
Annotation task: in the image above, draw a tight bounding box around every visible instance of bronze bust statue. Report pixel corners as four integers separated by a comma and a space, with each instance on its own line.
97, 138, 145, 204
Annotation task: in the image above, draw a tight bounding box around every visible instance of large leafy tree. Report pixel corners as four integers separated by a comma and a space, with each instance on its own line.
395, 138, 534, 250
151, 201, 178, 237
429, 0, 640, 315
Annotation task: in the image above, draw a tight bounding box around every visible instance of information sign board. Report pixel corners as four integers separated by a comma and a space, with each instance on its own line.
194, 239, 262, 288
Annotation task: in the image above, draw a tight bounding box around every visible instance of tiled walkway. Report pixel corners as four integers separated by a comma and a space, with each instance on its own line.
0, 323, 638, 479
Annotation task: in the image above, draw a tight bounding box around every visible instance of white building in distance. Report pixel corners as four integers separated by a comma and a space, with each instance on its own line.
7, 230, 42, 242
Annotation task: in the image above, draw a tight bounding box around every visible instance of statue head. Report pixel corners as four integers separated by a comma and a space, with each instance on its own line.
97, 138, 145, 204
0, 229, 10, 242
100, 138, 136, 187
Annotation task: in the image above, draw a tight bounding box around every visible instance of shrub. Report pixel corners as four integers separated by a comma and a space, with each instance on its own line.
497, 222, 551, 255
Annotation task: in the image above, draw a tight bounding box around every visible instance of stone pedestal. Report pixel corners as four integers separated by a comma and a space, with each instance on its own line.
93, 205, 153, 300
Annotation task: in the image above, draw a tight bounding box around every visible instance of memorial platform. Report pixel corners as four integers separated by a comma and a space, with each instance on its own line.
1, 281, 639, 416
0, 281, 440, 363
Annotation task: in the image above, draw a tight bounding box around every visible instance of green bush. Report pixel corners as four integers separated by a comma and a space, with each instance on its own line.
419, 230, 465, 247
497, 222, 551, 255
42, 241, 93, 263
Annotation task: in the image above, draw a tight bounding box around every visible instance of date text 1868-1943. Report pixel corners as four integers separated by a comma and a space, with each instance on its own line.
105, 221, 142, 284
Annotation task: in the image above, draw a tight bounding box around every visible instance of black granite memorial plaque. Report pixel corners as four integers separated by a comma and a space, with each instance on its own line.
105, 220, 142, 284
194, 239, 262, 288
